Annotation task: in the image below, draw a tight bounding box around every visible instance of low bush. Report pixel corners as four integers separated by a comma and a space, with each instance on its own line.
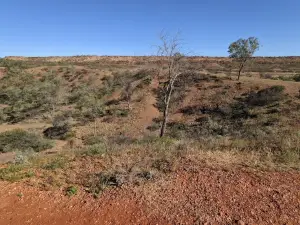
245, 85, 285, 106
83, 144, 107, 156
42, 156, 68, 170
14, 150, 37, 165
292, 74, 300, 82
85, 171, 126, 196
0, 72, 61, 123
0, 129, 53, 153
43, 125, 71, 140
152, 158, 174, 173
107, 135, 136, 145
180, 105, 203, 115
260, 73, 273, 79
66, 186, 78, 196
107, 109, 129, 117
68, 84, 107, 122
278, 75, 292, 81
83, 135, 105, 145
133, 69, 151, 80
277, 74, 300, 82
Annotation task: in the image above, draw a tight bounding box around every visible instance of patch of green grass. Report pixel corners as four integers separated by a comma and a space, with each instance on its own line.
0, 165, 35, 182
42, 156, 68, 170
66, 186, 78, 196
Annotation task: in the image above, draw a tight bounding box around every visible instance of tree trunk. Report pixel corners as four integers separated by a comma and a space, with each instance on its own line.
238, 64, 243, 81
237, 60, 247, 81
126, 92, 131, 111
160, 86, 172, 137
94, 120, 97, 137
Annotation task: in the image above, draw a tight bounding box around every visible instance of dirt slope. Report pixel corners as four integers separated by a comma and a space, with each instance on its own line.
1, 165, 300, 225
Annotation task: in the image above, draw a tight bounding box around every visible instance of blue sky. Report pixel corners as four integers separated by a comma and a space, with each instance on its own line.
0, 0, 299, 57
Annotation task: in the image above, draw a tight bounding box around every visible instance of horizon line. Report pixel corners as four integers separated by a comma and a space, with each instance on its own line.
3, 55, 300, 58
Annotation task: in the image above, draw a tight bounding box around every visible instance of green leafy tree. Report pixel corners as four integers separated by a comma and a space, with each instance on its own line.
228, 37, 260, 80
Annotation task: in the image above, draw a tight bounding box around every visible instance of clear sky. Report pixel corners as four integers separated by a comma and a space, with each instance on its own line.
0, 0, 299, 57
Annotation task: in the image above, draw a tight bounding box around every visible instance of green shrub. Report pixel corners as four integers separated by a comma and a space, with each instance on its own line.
292, 74, 300, 82
133, 69, 150, 80
278, 76, 292, 81
246, 85, 285, 106
0, 129, 53, 153
108, 109, 129, 117
66, 186, 78, 196
0, 109, 7, 123
69, 84, 106, 121
0, 72, 61, 123
14, 150, 37, 164
278, 74, 300, 82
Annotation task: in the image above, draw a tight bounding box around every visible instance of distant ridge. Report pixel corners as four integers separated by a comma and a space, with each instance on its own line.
4, 55, 300, 63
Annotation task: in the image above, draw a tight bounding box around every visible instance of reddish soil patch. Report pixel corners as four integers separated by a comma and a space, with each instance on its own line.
1, 165, 300, 224
138, 77, 160, 127
243, 76, 300, 96
0, 182, 163, 225
139, 165, 300, 224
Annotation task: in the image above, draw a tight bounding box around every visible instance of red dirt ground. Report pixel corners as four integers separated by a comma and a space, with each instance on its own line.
1, 165, 300, 225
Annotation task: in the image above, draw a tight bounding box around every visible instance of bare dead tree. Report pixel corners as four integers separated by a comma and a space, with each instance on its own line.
157, 32, 185, 137
122, 82, 133, 111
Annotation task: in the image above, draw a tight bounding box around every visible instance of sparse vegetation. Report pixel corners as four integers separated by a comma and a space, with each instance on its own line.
0, 164, 35, 181
277, 74, 300, 82
0, 129, 53, 153
0, 72, 61, 123
42, 155, 68, 170
245, 85, 285, 106
83, 143, 107, 156
0, 56, 300, 207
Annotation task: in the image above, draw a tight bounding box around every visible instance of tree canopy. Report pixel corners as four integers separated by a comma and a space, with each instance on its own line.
228, 37, 259, 60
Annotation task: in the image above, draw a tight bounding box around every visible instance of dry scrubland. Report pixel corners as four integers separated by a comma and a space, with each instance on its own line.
0, 56, 300, 224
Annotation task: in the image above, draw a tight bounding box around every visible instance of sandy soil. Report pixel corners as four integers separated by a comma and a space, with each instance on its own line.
0, 122, 49, 133
0, 165, 300, 225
